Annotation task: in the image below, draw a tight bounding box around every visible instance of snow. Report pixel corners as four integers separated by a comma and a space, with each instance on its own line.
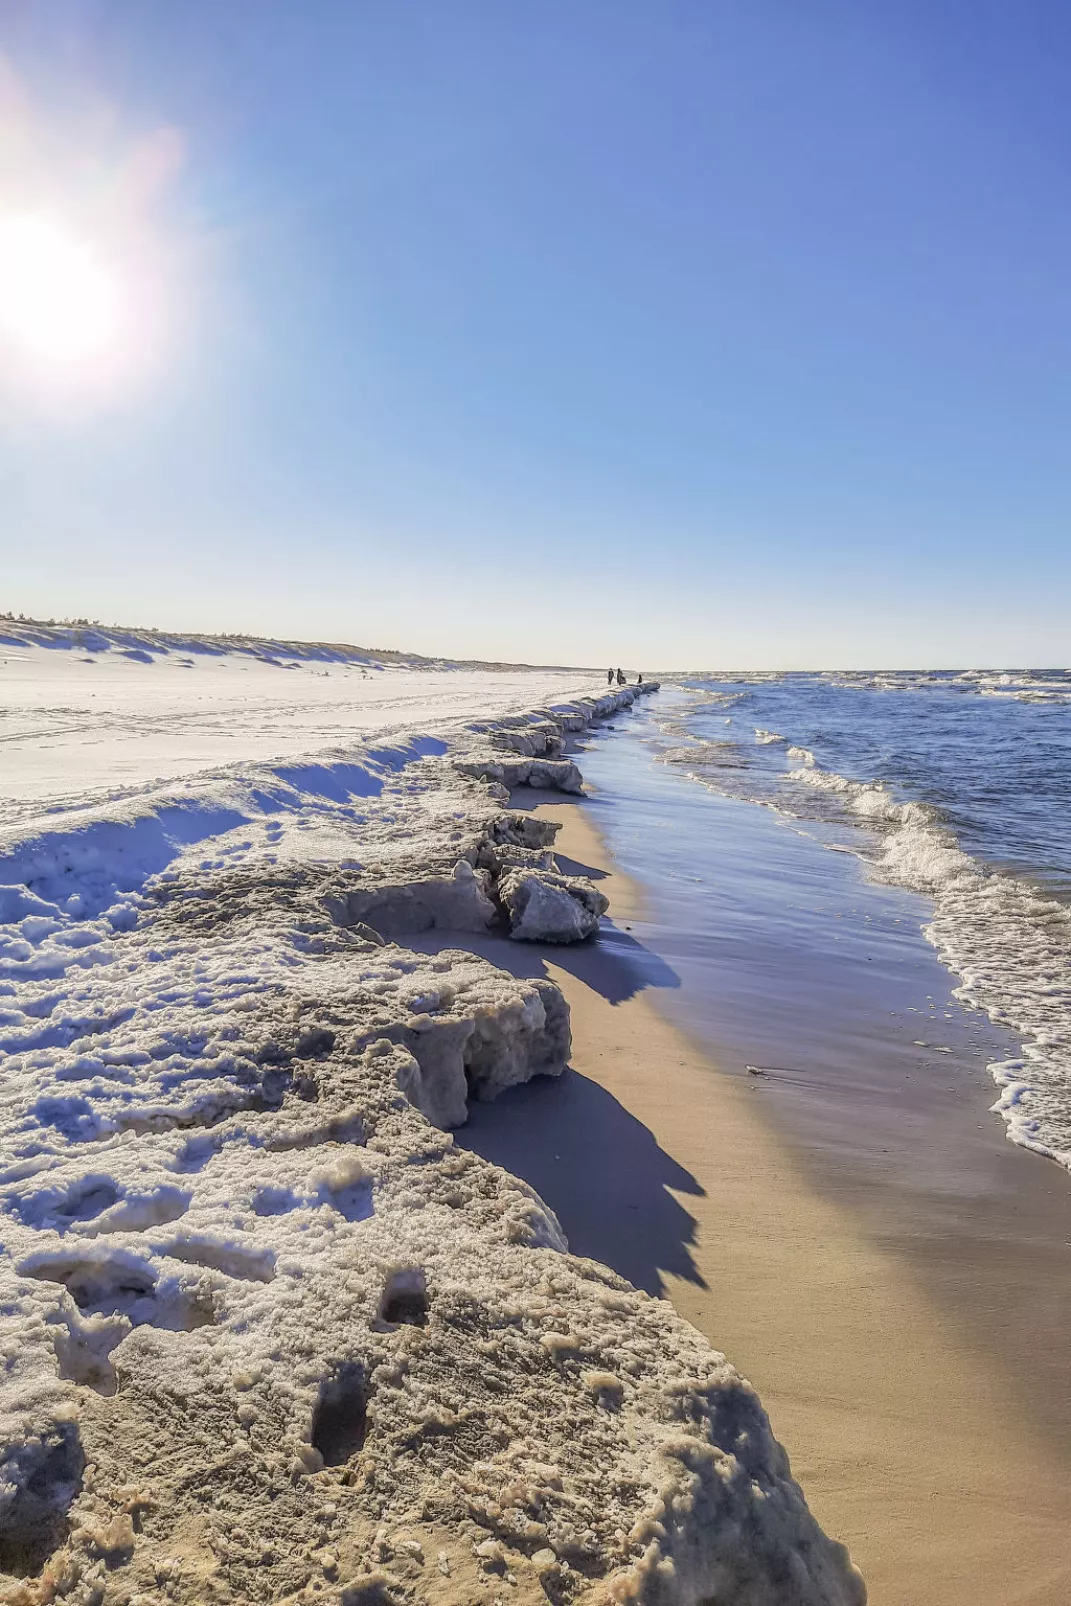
0, 621, 595, 835
0, 637, 863, 1604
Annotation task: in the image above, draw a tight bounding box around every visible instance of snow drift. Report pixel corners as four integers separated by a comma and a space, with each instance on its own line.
0, 674, 865, 1604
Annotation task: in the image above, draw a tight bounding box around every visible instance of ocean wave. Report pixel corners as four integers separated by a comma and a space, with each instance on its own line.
964, 670, 1071, 703
786, 766, 942, 829
663, 740, 749, 771
782, 761, 1071, 1170
818, 668, 1071, 705
655, 670, 1071, 1173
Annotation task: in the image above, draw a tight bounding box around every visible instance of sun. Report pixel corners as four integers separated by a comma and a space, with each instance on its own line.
0, 214, 123, 366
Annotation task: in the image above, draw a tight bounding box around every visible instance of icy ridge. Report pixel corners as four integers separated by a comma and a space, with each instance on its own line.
0, 679, 864, 1604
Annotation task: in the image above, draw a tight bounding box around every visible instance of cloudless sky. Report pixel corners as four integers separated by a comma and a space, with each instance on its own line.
2, 1, 1069, 668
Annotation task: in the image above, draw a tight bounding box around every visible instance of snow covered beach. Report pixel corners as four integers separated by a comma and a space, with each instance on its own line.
0, 629, 863, 1606
0, 623, 599, 829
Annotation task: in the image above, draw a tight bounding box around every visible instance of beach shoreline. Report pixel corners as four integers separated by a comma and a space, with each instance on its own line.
3, 650, 1067, 1603
451, 790, 1071, 1606
2, 677, 871, 1606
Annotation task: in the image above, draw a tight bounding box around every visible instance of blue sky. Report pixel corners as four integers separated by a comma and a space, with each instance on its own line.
2, 2, 1069, 668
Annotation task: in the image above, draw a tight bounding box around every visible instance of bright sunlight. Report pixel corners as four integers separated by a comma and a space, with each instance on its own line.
0, 214, 123, 366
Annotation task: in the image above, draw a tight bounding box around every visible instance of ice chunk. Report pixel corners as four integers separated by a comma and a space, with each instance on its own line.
500, 866, 610, 942
327, 859, 496, 938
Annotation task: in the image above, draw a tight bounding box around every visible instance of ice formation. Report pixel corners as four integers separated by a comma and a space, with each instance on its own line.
500, 869, 609, 944
0, 676, 865, 1604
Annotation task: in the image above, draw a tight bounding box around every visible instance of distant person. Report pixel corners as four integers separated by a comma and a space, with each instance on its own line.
616, 667, 626, 685
637, 673, 643, 684
607, 668, 614, 685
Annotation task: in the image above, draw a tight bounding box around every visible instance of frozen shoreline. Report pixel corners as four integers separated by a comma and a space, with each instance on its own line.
548, 702, 1071, 1605
0, 620, 600, 827
0, 648, 863, 1605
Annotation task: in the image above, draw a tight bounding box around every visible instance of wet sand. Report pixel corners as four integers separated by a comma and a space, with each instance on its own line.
426, 798, 1071, 1606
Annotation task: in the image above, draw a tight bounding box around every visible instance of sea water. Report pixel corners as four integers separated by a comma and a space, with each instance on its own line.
582, 671, 1071, 1175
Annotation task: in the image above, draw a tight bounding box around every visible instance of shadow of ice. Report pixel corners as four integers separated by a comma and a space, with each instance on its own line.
408, 918, 678, 1008
402, 917, 696, 1293
456, 1066, 706, 1297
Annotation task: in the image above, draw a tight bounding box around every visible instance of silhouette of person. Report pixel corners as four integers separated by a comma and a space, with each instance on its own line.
616, 667, 626, 685
607, 668, 614, 685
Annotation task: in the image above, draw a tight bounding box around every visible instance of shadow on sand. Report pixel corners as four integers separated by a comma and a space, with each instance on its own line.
457, 1066, 706, 1297
408, 920, 678, 1009
407, 911, 701, 1296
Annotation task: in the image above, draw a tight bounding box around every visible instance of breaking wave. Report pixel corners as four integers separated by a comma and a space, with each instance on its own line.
819, 668, 1071, 705
783, 761, 1071, 1168
655, 678, 1071, 1175
663, 740, 750, 772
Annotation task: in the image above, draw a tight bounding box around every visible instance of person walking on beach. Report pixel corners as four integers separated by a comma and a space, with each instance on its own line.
607, 668, 614, 685
616, 667, 626, 685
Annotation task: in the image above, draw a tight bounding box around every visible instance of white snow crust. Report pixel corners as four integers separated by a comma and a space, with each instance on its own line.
0, 622, 595, 832
0, 655, 864, 1605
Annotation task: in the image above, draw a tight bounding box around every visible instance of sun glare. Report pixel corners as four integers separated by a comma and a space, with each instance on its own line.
0, 214, 123, 367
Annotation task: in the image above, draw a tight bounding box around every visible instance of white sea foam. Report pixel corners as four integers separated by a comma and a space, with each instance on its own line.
663, 741, 749, 773
819, 667, 1071, 705
784, 763, 1071, 1170
657, 673, 1071, 1170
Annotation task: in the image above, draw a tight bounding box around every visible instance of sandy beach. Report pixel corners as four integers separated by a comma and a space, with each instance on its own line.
2, 634, 1067, 1603
7, 7, 1067, 1598
5, 673, 875, 1604
447, 795, 1071, 1606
